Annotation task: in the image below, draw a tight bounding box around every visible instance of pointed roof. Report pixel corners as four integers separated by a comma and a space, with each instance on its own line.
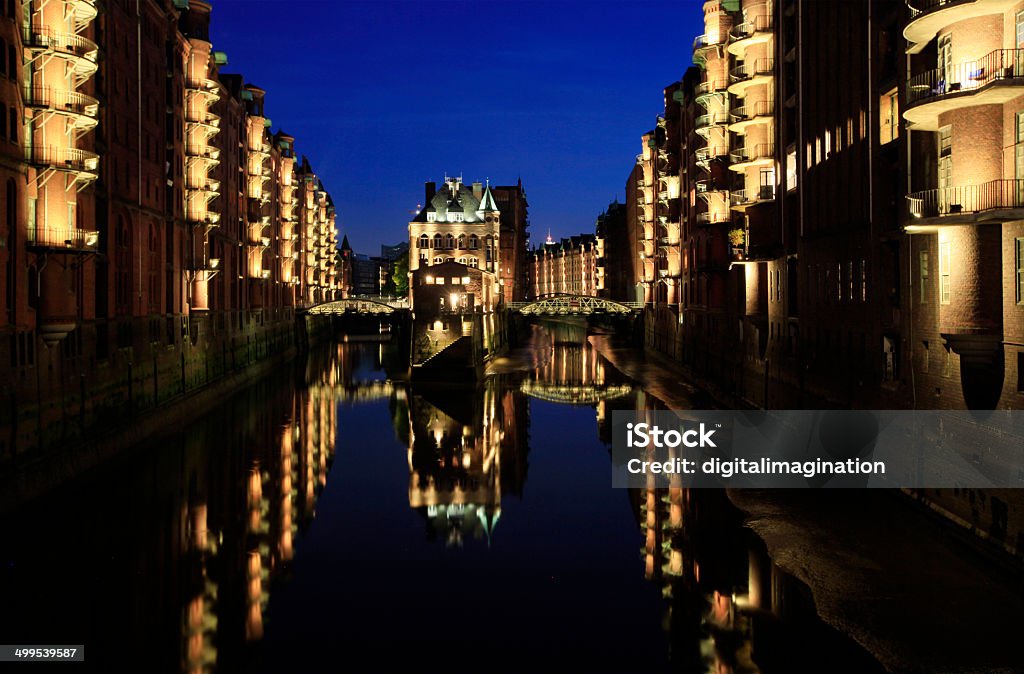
479, 183, 500, 213
340, 235, 352, 252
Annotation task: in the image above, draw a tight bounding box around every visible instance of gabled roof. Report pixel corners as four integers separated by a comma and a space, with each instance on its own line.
479, 184, 499, 213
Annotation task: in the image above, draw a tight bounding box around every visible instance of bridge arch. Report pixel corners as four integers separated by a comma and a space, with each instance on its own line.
508, 294, 642, 316
303, 297, 407, 316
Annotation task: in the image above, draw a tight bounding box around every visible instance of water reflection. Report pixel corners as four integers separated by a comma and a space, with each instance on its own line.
0, 326, 880, 673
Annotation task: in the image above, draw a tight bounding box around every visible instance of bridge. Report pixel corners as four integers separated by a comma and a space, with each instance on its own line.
507, 294, 643, 316
303, 296, 410, 316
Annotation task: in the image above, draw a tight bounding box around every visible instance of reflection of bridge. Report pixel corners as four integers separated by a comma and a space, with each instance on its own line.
303, 296, 410, 316
508, 294, 643, 316
308, 380, 398, 403
520, 380, 633, 405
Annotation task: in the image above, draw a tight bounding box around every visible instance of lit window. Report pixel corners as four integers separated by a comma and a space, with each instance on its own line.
427, 212, 436, 222
880, 88, 898, 145
450, 277, 461, 285
1016, 237, 1024, 304
786, 148, 797, 191
939, 241, 951, 304
919, 251, 929, 303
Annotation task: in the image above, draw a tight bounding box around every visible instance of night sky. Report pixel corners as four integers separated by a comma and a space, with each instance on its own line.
209, 0, 703, 255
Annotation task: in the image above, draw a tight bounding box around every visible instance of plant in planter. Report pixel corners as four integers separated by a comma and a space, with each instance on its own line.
728, 228, 746, 247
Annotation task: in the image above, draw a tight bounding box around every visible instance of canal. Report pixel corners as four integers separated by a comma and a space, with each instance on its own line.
0, 322, 1015, 673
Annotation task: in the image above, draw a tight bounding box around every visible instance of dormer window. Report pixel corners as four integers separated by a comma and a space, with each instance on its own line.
427, 212, 436, 222
448, 211, 464, 223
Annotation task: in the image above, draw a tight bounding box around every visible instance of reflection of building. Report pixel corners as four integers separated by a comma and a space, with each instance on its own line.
405, 381, 528, 546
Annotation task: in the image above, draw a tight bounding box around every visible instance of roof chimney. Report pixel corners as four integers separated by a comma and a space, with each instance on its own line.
425, 181, 436, 203
472, 182, 483, 199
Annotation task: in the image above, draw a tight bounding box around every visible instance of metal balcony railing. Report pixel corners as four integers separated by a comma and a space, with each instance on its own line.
696, 212, 729, 226
695, 112, 729, 130
906, 0, 972, 19
731, 13, 774, 40
23, 86, 99, 117
907, 48, 1024, 106
695, 80, 727, 97
730, 143, 775, 165
907, 179, 1024, 218
26, 226, 99, 251
26, 145, 99, 173
730, 99, 775, 122
693, 33, 721, 51
23, 26, 99, 61
731, 58, 775, 83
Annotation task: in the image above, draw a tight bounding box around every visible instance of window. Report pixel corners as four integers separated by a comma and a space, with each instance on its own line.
922, 341, 930, 374
458, 234, 466, 250
938, 34, 952, 88
418, 234, 428, 249
432, 233, 442, 249
433, 256, 443, 265
860, 259, 867, 302
7, 106, 14, 142
920, 251, 929, 303
939, 241, 951, 304
426, 212, 436, 223
1016, 237, 1024, 304
6, 45, 13, 80
469, 234, 479, 249
445, 233, 454, 249
1017, 10, 1024, 48
450, 277, 461, 285
1018, 352, 1024, 392
880, 88, 898, 144
468, 257, 478, 268
938, 126, 952, 213
786, 147, 797, 191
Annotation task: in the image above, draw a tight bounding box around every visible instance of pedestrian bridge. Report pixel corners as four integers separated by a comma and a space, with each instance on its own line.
303, 296, 409, 316
507, 294, 642, 316
520, 380, 634, 405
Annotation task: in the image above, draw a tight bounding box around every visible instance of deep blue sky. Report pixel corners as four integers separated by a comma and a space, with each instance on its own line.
210, 0, 702, 255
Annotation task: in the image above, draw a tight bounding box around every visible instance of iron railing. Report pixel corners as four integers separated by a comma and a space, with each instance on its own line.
26, 227, 99, 251
25, 145, 99, 173
907, 179, 1024, 218
23, 86, 99, 117
695, 112, 729, 130
731, 13, 774, 41
906, 0, 972, 19
907, 48, 1024, 106
23, 26, 98, 60
730, 143, 775, 165
730, 99, 775, 122
731, 58, 775, 83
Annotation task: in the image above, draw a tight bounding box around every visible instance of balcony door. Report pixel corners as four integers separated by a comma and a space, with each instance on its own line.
938, 34, 952, 92
1016, 113, 1024, 205
938, 125, 952, 214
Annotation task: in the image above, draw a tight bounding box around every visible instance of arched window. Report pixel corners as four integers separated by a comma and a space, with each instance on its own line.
418, 234, 429, 249
457, 257, 466, 265
432, 233, 442, 249
468, 234, 479, 250
433, 256, 443, 265
468, 257, 479, 268
458, 234, 466, 250
445, 233, 454, 249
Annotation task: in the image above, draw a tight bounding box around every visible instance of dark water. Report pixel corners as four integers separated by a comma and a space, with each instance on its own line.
0, 323, 882, 674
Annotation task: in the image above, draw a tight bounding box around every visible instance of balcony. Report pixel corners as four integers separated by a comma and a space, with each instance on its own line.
185, 144, 221, 161
906, 179, 1024, 225
23, 86, 99, 131
730, 185, 776, 210
23, 27, 98, 79
729, 143, 775, 172
26, 145, 99, 179
695, 112, 729, 137
696, 177, 727, 196
728, 99, 775, 134
693, 33, 724, 68
728, 13, 774, 56
728, 58, 774, 95
185, 111, 221, 134
904, 0, 1017, 54
695, 212, 729, 227
905, 48, 1024, 130
26, 226, 99, 253
695, 146, 728, 168
695, 79, 728, 106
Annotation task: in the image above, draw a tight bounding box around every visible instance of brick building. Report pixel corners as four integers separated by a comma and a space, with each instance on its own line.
526, 232, 602, 299
0, 0, 342, 459
628, 0, 905, 408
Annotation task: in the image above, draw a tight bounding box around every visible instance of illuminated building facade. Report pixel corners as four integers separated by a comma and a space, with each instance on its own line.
903, 0, 1024, 409
624, 0, 905, 408
526, 232, 601, 298
0, 1, 343, 459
